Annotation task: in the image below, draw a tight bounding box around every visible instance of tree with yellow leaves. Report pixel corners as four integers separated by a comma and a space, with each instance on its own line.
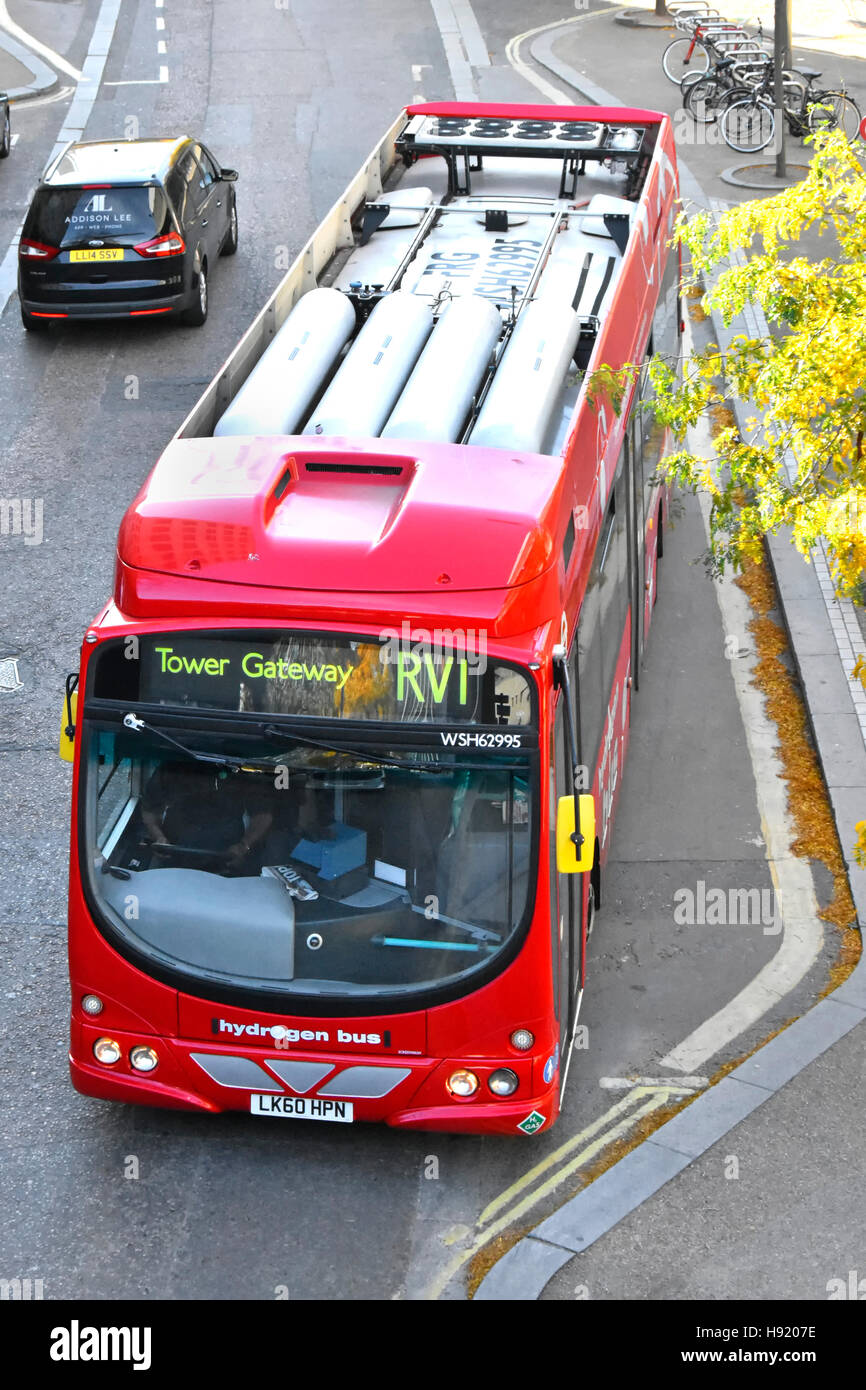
599, 130, 866, 861
628, 130, 866, 596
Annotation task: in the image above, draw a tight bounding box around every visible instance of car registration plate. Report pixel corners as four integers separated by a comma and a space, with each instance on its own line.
69, 248, 124, 262
250, 1093, 354, 1123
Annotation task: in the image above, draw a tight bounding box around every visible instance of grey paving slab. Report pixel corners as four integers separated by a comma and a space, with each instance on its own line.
832, 963, 866, 1011
729, 997, 865, 1092
530, 1140, 692, 1255
778, 597, 841, 657
474, 1237, 572, 1302
810, 713, 866, 788
651, 1076, 770, 1159
0, 31, 57, 98
797, 654, 860, 717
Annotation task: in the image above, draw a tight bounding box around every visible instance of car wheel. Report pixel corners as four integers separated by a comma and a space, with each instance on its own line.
0, 111, 11, 159
221, 195, 238, 256
182, 262, 208, 326
20, 304, 47, 332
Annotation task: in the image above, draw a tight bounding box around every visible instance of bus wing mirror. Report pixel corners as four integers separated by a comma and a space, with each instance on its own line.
59, 674, 79, 763
556, 793, 595, 874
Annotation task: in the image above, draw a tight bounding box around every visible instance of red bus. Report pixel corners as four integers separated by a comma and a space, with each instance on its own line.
61, 103, 680, 1135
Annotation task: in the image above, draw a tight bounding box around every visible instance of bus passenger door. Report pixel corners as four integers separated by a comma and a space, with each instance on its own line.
627, 411, 645, 687
553, 699, 581, 1077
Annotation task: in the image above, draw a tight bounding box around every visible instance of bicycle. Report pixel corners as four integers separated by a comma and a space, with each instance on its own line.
663, 15, 765, 86
721, 66, 861, 152
683, 55, 765, 123
684, 55, 807, 125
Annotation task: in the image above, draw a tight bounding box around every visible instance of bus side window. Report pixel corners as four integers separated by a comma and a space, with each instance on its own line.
577, 547, 603, 775
642, 241, 681, 497
577, 460, 629, 777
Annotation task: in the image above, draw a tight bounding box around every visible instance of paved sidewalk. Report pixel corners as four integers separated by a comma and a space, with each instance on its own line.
619, 0, 866, 57
0, 25, 57, 99
476, 6, 866, 1302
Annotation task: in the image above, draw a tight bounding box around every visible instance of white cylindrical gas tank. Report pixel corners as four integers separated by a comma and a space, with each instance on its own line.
381, 295, 501, 443
214, 288, 356, 437
468, 299, 582, 453
303, 291, 433, 438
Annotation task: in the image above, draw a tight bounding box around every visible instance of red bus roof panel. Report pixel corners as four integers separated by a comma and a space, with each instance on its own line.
117, 435, 562, 596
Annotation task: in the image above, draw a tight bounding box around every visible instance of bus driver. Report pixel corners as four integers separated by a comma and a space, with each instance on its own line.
140, 761, 273, 871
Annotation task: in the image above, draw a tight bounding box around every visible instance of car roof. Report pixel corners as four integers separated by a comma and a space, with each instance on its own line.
42, 137, 194, 186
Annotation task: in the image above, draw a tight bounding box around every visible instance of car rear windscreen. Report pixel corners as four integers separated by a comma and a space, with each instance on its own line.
24, 185, 173, 247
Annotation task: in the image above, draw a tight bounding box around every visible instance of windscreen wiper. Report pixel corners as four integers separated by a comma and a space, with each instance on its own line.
259, 724, 527, 773
121, 713, 267, 771
260, 724, 452, 773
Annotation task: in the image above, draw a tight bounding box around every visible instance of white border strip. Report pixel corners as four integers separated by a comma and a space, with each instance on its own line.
0, 0, 124, 314
0, 0, 83, 80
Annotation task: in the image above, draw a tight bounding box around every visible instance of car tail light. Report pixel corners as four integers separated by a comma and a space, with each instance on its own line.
19, 238, 60, 260
134, 232, 186, 258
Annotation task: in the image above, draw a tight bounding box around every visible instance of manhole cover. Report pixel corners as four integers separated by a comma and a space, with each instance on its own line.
0, 657, 23, 691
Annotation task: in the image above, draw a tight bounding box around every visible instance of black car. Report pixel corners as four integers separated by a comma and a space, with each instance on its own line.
18, 136, 238, 330
0, 95, 10, 159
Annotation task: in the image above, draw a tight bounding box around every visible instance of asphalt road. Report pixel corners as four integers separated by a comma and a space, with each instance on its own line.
0, 0, 847, 1300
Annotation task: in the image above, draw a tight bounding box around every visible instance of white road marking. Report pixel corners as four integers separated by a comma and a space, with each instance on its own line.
600, 1076, 708, 1090
158, 40, 166, 54
10, 131, 19, 146
411, 64, 430, 83
450, 0, 489, 67
0, 0, 123, 316
429, 0, 478, 100
8, 83, 74, 108
156, 15, 165, 29
504, 10, 626, 105
159, 64, 169, 82
0, 0, 83, 81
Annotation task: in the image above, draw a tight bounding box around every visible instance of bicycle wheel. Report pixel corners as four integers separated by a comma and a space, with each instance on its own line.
686, 76, 749, 123
807, 91, 862, 142
721, 96, 775, 152
683, 74, 721, 121
680, 69, 706, 101
662, 35, 710, 85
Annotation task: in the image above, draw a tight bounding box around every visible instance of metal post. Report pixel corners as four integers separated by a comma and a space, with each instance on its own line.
774, 0, 791, 177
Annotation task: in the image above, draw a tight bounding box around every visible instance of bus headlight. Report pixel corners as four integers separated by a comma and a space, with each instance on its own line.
510, 1028, 534, 1051
447, 1069, 479, 1098
130, 1045, 159, 1073
81, 994, 103, 1016
93, 1037, 122, 1065
488, 1069, 519, 1097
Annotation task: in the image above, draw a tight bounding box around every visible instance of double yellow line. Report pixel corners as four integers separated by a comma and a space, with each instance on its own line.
424, 1083, 691, 1299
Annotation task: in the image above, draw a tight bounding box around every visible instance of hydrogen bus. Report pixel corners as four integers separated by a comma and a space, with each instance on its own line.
61, 103, 681, 1134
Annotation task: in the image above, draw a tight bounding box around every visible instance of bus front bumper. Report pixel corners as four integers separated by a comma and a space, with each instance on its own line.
70, 1023, 560, 1135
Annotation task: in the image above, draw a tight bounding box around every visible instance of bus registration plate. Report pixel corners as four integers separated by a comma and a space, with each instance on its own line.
250, 1094, 354, 1123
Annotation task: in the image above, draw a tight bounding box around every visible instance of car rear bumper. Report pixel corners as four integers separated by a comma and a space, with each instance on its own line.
20, 292, 186, 320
